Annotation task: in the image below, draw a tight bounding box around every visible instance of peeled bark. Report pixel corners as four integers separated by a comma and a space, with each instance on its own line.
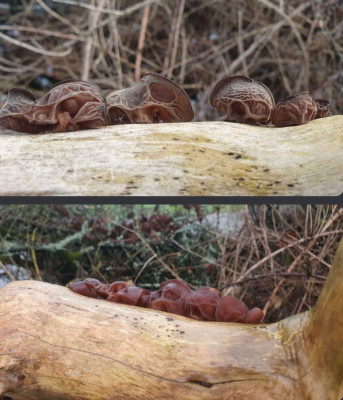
0, 115, 342, 196
0, 239, 343, 400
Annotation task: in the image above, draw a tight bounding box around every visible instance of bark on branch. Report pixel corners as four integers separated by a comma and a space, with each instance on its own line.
0, 116, 342, 196
0, 239, 343, 399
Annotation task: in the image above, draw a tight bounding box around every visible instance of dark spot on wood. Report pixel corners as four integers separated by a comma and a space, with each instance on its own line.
287, 183, 295, 187
166, 317, 174, 321
180, 331, 185, 334
228, 152, 234, 155
234, 155, 242, 159
263, 168, 270, 172
188, 380, 213, 388
173, 177, 180, 180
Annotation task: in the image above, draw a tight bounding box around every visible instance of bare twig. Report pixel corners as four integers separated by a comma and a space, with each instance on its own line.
135, 4, 151, 81
0, 31, 72, 57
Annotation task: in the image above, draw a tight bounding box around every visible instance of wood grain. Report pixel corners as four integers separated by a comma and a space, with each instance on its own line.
0, 116, 342, 196
0, 239, 342, 399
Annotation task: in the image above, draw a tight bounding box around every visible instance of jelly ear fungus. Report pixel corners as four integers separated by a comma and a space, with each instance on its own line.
210, 75, 275, 124
270, 91, 318, 127
0, 79, 106, 133
105, 72, 194, 124
69, 278, 264, 324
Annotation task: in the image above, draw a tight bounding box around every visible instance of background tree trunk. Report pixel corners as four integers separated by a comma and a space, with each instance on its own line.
0, 238, 342, 400
0, 115, 342, 196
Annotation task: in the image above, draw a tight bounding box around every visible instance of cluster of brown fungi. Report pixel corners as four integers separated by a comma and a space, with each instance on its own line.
0, 73, 330, 133
0, 73, 194, 133
210, 75, 330, 126
69, 278, 264, 324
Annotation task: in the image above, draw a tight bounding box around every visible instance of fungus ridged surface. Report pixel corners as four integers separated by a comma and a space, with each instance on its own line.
270, 91, 318, 127
0, 74, 194, 133
105, 72, 194, 124
210, 75, 275, 124
0, 80, 106, 133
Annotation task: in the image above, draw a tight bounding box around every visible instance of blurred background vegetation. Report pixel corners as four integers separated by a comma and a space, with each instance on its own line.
0, 0, 342, 120
0, 204, 342, 323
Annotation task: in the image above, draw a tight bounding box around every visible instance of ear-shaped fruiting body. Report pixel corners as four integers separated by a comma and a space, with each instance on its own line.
244, 307, 265, 324
148, 279, 192, 316
215, 295, 249, 322
0, 79, 106, 133
111, 286, 151, 307
105, 72, 194, 124
68, 278, 104, 299
185, 287, 221, 321
69, 278, 264, 324
210, 75, 275, 124
270, 91, 317, 127
314, 99, 330, 119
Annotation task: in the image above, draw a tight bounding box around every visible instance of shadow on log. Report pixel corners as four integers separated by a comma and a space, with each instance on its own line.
0, 238, 343, 400
0, 116, 342, 196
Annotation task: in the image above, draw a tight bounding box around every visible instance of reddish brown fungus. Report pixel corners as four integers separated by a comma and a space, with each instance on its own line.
100, 280, 132, 299
105, 72, 194, 124
69, 278, 264, 324
215, 295, 248, 323
185, 287, 221, 321
0, 79, 106, 133
314, 99, 330, 119
270, 91, 317, 127
69, 278, 103, 299
112, 286, 150, 307
210, 75, 275, 125
148, 279, 191, 316
244, 307, 265, 324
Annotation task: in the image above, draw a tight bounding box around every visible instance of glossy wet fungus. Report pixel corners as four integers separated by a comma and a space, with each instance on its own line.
185, 287, 221, 321
210, 75, 275, 125
0, 73, 194, 133
211, 75, 331, 127
69, 278, 264, 324
148, 279, 192, 316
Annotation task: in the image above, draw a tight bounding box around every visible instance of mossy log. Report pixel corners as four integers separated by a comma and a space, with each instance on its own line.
1, 240, 343, 400
0, 115, 342, 196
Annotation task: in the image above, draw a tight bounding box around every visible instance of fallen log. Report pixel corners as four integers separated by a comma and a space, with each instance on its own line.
0, 239, 342, 400
0, 115, 342, 196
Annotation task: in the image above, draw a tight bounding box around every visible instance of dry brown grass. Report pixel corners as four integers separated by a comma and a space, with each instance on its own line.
0, 0, 342, 119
